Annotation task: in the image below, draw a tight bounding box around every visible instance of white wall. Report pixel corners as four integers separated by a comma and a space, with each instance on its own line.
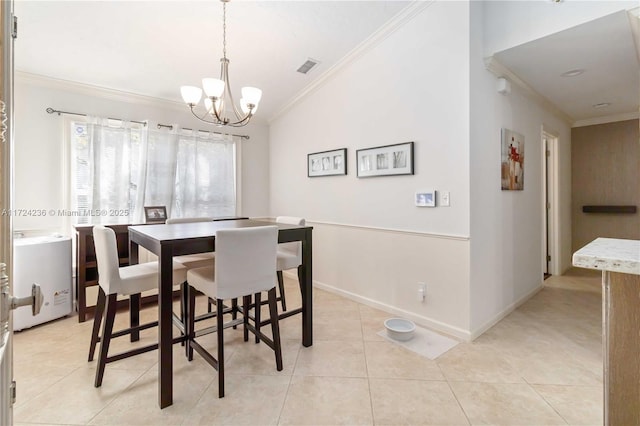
14, 73, 270, 236
469, 1, 572, 336
270, 1, 472, 338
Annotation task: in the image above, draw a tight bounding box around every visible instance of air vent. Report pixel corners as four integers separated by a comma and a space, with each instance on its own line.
297, 58, 320, 74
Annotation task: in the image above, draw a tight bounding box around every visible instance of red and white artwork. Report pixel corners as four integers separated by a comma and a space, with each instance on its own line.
501, 129, 525, 190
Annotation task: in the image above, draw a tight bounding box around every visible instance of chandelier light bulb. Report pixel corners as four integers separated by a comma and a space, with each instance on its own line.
241, 87, 262, 107
202, 78, 226, 98
180, 86, 203, 105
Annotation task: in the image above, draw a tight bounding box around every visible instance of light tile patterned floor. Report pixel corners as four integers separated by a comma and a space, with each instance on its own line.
12, 269, 603, 425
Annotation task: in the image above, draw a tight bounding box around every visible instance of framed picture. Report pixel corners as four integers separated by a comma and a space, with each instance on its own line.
415, 191, 436, 207
356, 141, 414, 178
308, 148, 347, 177
501, 128, 525, 190
144, 206, 167, 223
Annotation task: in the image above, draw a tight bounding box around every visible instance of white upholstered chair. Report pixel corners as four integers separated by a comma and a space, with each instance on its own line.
89, 225, 187, 387
166, 217, 216, 269
184, 225, 283, 398
275, 216, 305, 311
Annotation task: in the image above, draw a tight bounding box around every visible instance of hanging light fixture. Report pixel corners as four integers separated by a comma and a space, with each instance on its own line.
180, 0, 261, 127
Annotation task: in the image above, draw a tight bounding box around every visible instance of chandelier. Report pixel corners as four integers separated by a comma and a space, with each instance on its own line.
180, 0, 261, 127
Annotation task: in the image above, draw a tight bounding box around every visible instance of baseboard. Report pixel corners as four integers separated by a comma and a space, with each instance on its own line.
283, 271, 471, 341
468, 284, 544, 341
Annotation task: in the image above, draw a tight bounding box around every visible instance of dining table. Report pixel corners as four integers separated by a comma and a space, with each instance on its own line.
128, 218, 313, 409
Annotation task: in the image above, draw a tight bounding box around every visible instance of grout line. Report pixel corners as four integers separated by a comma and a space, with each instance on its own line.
276, 338, 302, 425
85, 365, 150, 425
525, 377, 570, 425
359, 304, 377, 426
444, 381, 472, 426
437, 362, 473, 426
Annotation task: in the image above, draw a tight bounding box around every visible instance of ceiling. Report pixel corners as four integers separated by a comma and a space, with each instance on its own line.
14, 2, 640, 127
494, 9, 640, 125
14, 0, 411, 124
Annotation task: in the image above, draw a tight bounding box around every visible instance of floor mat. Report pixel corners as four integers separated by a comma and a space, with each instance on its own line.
377, 324, 459, 360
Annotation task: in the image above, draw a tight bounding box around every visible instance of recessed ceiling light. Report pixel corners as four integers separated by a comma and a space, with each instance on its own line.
561, 69, 584, 77
593, 102, 611, 109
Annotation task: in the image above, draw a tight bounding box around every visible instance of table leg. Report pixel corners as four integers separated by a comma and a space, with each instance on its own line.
158, 245, 173, 408
301, 229, 313, 347
129, 242, 141, 342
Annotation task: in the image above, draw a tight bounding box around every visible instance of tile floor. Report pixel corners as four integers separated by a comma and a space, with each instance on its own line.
12, 268, 603, 425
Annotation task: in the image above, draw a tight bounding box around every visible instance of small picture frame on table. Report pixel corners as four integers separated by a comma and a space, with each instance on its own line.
308, 148, 347, 177
144, 206, 167, 223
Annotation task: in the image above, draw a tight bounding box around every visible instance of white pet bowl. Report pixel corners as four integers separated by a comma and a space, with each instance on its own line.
384, 318, 416, 341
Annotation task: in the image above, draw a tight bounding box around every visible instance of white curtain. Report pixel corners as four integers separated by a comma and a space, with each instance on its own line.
71, 117, 143, 224
71, 118, 237, 225
170, 127, 236, 218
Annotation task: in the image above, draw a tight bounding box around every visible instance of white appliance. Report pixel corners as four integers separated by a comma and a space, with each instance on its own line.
13, 236, 73, 331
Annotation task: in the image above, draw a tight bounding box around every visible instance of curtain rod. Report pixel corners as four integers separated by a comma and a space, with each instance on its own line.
46, 107, 147, 126
45, 107, 250, 140
156, 123, 249, 140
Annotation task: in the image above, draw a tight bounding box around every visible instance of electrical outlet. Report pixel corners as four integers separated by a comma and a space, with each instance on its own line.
418, 282, 426, 302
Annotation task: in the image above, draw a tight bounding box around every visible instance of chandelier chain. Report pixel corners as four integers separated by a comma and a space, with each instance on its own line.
222, 2, 227, 60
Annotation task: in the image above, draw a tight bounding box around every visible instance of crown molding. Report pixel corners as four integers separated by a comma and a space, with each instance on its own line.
268, 0, 435, 124
573, 111, 640, 128
16, 71, 187, 112
484, 56, 575, 126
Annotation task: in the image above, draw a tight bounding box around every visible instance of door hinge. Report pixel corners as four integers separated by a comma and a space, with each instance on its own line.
546, 150, 550, 157
10, 380, 16, 404
12, 15, 17, 39
547, 255, 551, 262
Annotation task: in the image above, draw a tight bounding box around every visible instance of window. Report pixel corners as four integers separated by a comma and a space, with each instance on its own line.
69, 119, 237, 224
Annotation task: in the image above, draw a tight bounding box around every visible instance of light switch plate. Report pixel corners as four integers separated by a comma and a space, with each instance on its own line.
440, 191, 450, 207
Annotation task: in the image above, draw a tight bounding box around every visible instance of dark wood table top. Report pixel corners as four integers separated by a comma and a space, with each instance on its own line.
129, 218, 310, 243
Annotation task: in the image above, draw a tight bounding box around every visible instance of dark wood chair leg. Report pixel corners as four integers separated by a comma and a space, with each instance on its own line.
130, 293, 140, 342
95, 293, 117, 387
243, 295, 250, 342
216, 298, 225, 398
277, 270, 287, 311
297, 265, 304, 295
187, 284, 196, 361
88, 287, 106, 362
232, 298, 238, 329
267, 287, 283, 371
180, 282, 187, 346
254, 292, 261, 343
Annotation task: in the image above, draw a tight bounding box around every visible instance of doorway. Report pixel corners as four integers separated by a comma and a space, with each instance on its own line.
542, 130, 558, 279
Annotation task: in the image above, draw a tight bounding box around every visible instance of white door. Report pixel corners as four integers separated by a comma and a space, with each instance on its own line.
1, 1, 16, 423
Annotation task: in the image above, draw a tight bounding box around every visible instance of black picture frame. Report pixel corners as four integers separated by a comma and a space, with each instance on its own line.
144, 206, 167, 223
356, 141, 414, 178
307, 148, 347, 177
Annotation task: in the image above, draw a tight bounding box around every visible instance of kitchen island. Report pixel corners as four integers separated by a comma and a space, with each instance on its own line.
573, 237, 640, 426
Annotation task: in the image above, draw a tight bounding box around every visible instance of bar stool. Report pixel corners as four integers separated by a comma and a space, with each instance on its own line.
166, 217, 216, 269
184, 225, 283, 398
89, 225, 187, 387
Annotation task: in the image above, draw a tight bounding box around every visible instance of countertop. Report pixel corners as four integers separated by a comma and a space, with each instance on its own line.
572, 237, 640, 275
